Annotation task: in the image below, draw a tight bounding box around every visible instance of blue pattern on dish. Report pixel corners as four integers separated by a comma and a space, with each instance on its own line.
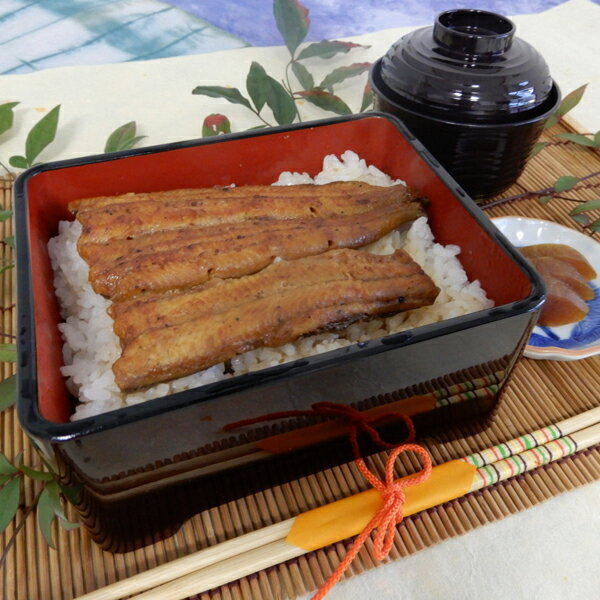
529, 284, 600, 349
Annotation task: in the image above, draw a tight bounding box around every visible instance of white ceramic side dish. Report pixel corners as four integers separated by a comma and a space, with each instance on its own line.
493, 216, 600, 361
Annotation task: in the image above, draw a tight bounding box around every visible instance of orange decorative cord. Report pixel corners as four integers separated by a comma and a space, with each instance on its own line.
225, 402, 431, 599
223, 400, 416, 447
312, 444, 432, 600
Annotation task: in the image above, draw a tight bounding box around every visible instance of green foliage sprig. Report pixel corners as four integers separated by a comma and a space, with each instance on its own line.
9, 105, 61, 169
485, 85, 600, 232
104, 121, 145, 153
0, 451, 80, 569
484, 169, 600, 232
0, 338, 79, 563
532, 85, 599, 157
194, 0, 373, 134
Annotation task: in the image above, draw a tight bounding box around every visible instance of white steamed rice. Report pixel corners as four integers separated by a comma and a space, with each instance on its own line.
48, 150, 493, 420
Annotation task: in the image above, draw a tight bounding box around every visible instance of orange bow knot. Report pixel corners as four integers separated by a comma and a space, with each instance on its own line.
360, 444, 432, 560
311, 443, 433, 600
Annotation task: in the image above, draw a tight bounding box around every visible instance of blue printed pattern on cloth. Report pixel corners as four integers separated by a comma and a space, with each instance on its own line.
0, 0, 248, 74
0, 0, 596, 73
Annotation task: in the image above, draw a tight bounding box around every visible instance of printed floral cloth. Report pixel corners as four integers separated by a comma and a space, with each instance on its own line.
2, 0, 599, 74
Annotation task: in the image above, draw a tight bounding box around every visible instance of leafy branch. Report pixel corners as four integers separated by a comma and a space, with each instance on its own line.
0, 451, 80, 570
483, 170, 600, 232
193, 0, 373, 135
9, 105, 61, 169
0, 329, 80, 563
531, 85, 599, 157
104, 121, 145, 153
481, 85, 600, 232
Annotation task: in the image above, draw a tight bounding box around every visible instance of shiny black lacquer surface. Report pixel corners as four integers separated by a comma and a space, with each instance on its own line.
371, 9, 560, 199
15, 113, 545, 552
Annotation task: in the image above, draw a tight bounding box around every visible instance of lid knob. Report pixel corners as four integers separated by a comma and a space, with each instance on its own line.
433, 9, 515, 55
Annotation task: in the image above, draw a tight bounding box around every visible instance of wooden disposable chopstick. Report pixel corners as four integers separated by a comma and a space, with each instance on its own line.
74, 406, 600, 600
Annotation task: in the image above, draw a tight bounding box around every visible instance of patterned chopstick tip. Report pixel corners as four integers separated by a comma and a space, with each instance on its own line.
469, 436, 578, 491
463, 424, 564, 468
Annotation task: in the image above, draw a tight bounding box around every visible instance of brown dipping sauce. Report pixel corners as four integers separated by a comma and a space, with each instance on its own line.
520, 243, 597, 327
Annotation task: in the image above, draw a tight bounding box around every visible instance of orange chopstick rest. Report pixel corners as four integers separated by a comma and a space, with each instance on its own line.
286, 459, 476, 551
257, 395, 436, 454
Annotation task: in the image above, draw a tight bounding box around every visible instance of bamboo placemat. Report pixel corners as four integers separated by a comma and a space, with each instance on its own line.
1, 120, 600, 600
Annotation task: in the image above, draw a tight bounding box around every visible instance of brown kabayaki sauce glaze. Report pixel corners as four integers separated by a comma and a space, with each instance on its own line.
520, 244, 597, 327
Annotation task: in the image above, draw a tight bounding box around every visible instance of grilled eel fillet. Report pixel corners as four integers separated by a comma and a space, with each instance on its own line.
88, 201, 423, 300
112, 248, 439, 392
73, 181, 419, 245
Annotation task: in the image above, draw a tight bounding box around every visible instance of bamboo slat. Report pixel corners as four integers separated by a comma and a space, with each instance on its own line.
1, 121, 599, 600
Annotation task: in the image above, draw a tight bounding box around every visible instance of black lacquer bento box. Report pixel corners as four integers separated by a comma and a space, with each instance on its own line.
14, 113, 544, 552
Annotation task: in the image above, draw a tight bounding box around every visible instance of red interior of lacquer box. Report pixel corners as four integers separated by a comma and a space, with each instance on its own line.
24, 116, 532, 423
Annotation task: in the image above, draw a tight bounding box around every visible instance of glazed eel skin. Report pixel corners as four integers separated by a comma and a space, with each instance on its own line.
72, 181, 426, 301
88, 202, 423, 300
68, 181, 434, 392
74, 181, 415, 245
112, 249, 438, 392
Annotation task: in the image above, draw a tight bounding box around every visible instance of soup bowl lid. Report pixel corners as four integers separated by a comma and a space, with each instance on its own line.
379, 9, 554, 121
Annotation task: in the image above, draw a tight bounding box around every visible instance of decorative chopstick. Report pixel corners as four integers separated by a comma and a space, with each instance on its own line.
462, 405, 600, 469
74, 406, 600, 600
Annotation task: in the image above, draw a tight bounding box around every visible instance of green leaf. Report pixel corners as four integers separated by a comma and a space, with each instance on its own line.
556, 84, 587, 118
296, 90, 352, 115
4, 235, 15, 249
0, 477, 21, 534
297, 40, 369, 61
538, 195, 553, 204
0, 209, 12, 222
273, 0, 309, 56
594, 130, 600, 147
360, 81, 374, 112
543, 114, 558, 130
0, 102, 18, 138
59, 482, 82, 505
202, 114, 231, 137
0, 263, 14, 275
265, 76, 297, 125
570, 199, 600, 215
291, 61, 314, 91
589, 217, 600, 232
8, 155, 28, 170
46, 481, 68, 522
246, 62, 269, 112
25, 105, 61, 166
0, 452, 18, 475
58, 519, 80, 531
37, 486, 57, 548
0, 343, 17, 362
19, 464, 53, 481
46, 479, 79, 529
192, 86, 253, 110
104, 121, 145, 153
530, 141, 549, 158
0, 375, 16, 412
555, 133, 596, 147
554, 175, 579, 193
544, 84, 588, 129
571, 213, 591, 226
319, 62, 371, 92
